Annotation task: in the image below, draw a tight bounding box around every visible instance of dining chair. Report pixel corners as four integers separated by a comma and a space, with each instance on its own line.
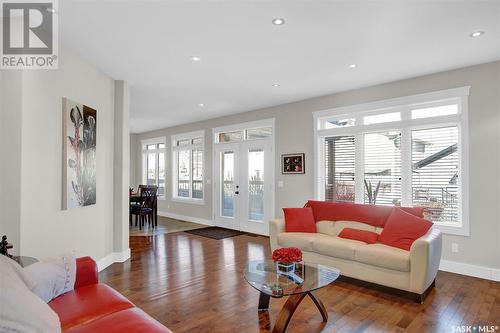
138, 185, 158, 227
130, 186, 157, 230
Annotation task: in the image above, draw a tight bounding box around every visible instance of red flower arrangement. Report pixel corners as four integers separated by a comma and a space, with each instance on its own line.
272, 247, 303, 264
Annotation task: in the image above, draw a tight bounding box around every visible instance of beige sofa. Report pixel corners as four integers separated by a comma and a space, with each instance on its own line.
270, 219, 442, 301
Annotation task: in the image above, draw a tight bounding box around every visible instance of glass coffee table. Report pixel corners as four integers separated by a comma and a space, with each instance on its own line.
244, 260, 340, 333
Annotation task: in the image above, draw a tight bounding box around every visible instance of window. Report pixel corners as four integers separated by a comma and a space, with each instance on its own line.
323, 117, 356, 129
219, 131, 243, 143
172, 131, 204, 202
364, 112, 401, 125
246, 127, 273, 140
412, 126, 459, 223
324, 136, 355, 202
364, 131, 402, 206
314, 87, 470, 235
141, 138, 166, 197
216, 126, 273, 143
411, 104, 458, 119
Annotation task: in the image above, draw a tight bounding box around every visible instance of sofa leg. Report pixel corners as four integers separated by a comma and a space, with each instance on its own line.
415, 279, 436, 304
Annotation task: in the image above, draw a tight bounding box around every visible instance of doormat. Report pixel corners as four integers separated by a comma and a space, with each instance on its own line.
184, 227, 245, 240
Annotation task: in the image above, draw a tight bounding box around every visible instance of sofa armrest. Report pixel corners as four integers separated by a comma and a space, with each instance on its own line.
269, 219, 285, 251
74, 256, 98, 289
409, 228, 442, 294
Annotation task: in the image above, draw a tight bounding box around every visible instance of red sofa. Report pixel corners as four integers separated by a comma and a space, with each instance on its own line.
48, 257, 172, 333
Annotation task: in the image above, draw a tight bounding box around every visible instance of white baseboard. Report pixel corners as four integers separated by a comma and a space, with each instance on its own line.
114, 248, 131, 263
439, 259, 500, 282
96, 248, 131, 272
157, 211, 214, 226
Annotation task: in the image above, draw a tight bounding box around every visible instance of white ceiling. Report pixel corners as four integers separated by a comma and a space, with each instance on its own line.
60, 0, 500, 133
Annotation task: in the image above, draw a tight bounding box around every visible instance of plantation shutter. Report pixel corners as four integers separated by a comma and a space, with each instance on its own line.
363, 131, 402, 206
324, 136, 355, 202
412, 126, 459, 223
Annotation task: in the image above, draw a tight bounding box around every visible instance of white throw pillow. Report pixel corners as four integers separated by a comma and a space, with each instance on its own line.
24, 253, 77, 303
0, 255, 61, 333
0, 255, 36, 290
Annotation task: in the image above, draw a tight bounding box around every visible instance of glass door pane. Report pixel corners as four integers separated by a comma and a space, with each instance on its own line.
248, 149, 264, 221
158, 152, 165, 196
221, 151, 235, 218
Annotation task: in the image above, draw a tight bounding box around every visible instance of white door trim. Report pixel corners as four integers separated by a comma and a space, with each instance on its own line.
212, 118, 275, 235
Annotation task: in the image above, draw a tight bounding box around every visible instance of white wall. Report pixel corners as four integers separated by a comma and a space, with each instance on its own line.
133, 61, 500, 273
0, 46, 127, 265
0, 71, 23, 255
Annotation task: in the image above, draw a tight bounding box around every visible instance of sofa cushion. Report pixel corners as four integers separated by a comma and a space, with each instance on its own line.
338, 228, 379, 244
305, 200, 425, 227
283, 207, 316, 233
312, 236, 366, 260
49, 284, 134, 330
65, 308, 172, 333
379, 208, 433, 251
317, 220, 378, 236
277, 233, 329, 251
354, 243, 410, 272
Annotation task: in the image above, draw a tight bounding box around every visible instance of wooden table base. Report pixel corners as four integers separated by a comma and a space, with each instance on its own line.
258, 291, 328, 333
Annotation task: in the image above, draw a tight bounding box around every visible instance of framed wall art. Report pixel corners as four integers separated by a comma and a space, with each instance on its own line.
62, 98, 97, 209
281, 153, 305, 174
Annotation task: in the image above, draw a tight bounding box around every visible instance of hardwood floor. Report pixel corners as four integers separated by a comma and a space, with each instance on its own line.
129, 216, 206, 236
100, 232, 500, 333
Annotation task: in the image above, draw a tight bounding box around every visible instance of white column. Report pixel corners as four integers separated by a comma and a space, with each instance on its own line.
113, 80, 130, 260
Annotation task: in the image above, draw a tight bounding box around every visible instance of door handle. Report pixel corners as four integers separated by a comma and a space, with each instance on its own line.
235, 191, 239, 195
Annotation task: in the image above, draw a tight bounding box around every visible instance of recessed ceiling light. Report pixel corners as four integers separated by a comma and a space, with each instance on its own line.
272, 84, 280, 87
348, 64, 357, 69
470, 31, 484, 38
198, 103, 204, 107
191, 56, 201, 62
272, 18, 285, 26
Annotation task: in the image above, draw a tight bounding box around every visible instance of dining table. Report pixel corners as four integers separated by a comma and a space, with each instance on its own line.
129, 193, 158, 227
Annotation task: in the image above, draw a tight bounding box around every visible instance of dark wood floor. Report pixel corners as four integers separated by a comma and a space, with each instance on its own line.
100, 232, 500, 333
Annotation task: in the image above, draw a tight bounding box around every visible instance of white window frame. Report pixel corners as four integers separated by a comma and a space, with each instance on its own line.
141, 137, 166, 200
313, 86, 470, 236
171, 130, 205, 204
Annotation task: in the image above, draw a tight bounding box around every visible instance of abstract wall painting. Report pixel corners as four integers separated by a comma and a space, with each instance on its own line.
62, 98, 97, 209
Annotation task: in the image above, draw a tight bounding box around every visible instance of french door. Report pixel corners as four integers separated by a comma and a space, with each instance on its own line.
214, 140, 273, 235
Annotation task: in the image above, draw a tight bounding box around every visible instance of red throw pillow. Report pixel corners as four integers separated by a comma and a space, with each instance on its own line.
338, 228, 378, 244
378, 208, 433, 251
283, 207, 316, 233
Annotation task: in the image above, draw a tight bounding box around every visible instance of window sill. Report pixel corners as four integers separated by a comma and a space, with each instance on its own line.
171, 197, 205, 205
